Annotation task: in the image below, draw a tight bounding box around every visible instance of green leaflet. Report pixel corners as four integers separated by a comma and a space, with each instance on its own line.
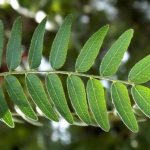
46, 74, 73, 124
5, 75, 37, 121
26, 74, 59, 121
131, 85, 150, 118
6, 17, 22, 70
75, 25, 109, 72
67, 75, 91, 124
49, 15, 73, 69
111, 82, 138, 132
86, 79, 110, 131
0, 20, 4, 67
128, 55, 150, 84
0, 88, 14, 128
100, 29, 133, 76
28, 17, 47, 69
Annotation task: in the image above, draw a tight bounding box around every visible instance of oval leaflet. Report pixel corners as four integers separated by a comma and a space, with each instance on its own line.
5, 75, 37, 121
46, 74, 74, 124
67, 75, 91, 124
100, 29, 133, 76
75, 25, 109, 72
50, 15, 73, 69
28, 17, 47, 69
6, 17, 22, 70
26, 74, 59, 121
131, 85, 150, 118
128, 55, 150, 84
111, 82, 138, 132
86, 79, 110, 131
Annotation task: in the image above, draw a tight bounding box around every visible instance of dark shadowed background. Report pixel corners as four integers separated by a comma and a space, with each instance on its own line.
0, 0, 150, 150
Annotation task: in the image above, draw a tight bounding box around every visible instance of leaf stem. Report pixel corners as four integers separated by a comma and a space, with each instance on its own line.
12, 110, 146, 126
0, 70, 133, 85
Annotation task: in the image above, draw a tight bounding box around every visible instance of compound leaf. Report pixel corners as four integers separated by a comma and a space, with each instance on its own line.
6, 17, 22, 70
75, 25, 109, 72
67, 75, 91, 124
100, 29, 133, 76
111, 82, 138, 132
46, 74, 73, 124
50, 15, 73, 69
26, 74, 59, 121
86, 78, 110, 131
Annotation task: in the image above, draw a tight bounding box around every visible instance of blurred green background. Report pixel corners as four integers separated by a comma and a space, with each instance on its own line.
0, 0, 150, 150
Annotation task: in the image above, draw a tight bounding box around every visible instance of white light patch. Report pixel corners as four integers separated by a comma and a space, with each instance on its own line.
36, 12, 55, 30
46, 21, 55, 30
36, 106, 44, 116
51, 118, 71, 144
15, 65, 23, 71
131, 139, 138, 148
83, 5, 92, 13
14, 105, 26, 119
0, 0, 6, 5
92, 0, 118, 20
38, 57, 53, 73
122, 51, 130, 63
35, 11, 46, 23
113, 109, 118, 116
81, 15, 90, 24
36, 12, 55, 31
10, 0, 19, 10
101, 79, 109, 88
55, 14, 63, 24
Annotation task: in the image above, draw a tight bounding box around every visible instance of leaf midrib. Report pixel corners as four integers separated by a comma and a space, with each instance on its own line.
47, 76, 66, 116
113, 84, 135, 130
30, 26, 43, 67
130, 59, 150, 82
101, 36, 128, 75
69, 77, 88, 123
76, 31, 103, 71
90, 79, 106, 128
27, 76, 51, 116
6, 77, 33, 118
52, 23, 69, 68
9, 24, 20, 69
134, 87, 150, 111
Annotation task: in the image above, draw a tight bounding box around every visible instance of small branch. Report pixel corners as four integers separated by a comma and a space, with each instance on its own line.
11, 110, 147, 127
0, 70, 134, 85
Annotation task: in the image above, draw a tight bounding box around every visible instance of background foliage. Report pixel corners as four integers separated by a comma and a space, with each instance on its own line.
1, 0, 150, 149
